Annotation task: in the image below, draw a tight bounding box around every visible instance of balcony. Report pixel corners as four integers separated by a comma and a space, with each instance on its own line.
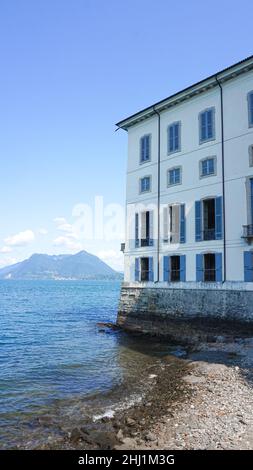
140, 238, 154, 247
202, 228, 216, 241
242, 225, 253, 242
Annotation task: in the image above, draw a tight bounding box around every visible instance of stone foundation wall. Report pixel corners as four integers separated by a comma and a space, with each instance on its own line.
117, 285, 253, 342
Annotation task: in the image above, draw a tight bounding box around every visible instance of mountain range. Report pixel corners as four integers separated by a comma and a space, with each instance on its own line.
0, 251, 123, 280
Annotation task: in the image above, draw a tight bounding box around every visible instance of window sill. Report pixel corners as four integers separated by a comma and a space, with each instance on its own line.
139, 159, 151, 165
199, 137, 216, 145
199, 172, 216, 179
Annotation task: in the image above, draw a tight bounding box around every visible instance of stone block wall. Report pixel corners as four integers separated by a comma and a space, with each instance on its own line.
117, 285, 253, 342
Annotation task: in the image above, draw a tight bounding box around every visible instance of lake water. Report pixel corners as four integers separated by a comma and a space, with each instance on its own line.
0, 280, 174, 449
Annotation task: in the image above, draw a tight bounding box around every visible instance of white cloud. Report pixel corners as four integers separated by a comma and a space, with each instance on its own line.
53, 236, 82, 251
0, 257, 18, 268
97, 249, 123, 271
4, 230, 35, 247
54, 217, 66, 224
38, 228, 48, 235
0, 246, 12, 253
54, 217, 77, 238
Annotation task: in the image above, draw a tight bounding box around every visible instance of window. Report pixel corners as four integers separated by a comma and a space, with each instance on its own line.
135, 257, 154, 282
141, 258, 150, 281
248, 91, 253, 127
163, 255, 186, 282
135, 211, 153, 247
140, 176, 151, 193
196, 253, 222, 282
249, 145, 253, 167
195, 197, 222, 241
168, 167, 181, 186
199, 108, 215, 143
203, 199, 215, 240
171, 256, 181, 282
250, 178, 253, 224
200, 157, 216, 178
163, 204, 185, 244
249, 177, 253, 226
168, 122, 181, 154
169, 205, 180, 243
140, 135, 151, 163
204, 253, 216, 282
244, 252, 253, 282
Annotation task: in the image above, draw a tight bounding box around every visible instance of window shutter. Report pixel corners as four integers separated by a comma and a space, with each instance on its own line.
163, 256, 170, 282
195, 200, 202, 241
135, 258, 140, 281
200, 112, 206, 141
174, 123, 179, 150
163, 206, 169, 242
180, 255, 186, 282
249, 93, 253, 126
215, 196, 223, 240
251, 179, 253, 222
148, 257, 154, 282
141, 211, 146, 241
171, 205, 180, 243
215, 253, 222, 282
196, 254, 203, 281
207, 109, 213, 139
135, 213, 139, 247
169, 126, 174, 152
141, 138, 145, 162
149, 210, 154, 246
145, 135, 150, 160
180, 204, 186, 243
244, 251, 253, 282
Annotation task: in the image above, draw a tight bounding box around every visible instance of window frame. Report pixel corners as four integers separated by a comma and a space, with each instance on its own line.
139, 134, 152, 164
249, 145, 253, 167
247, 91, 253, 128
167, 121, 181, 155
139, 175, 152, 194
246, 176, 253, 226
167, 166, 182, 187
199, 156, 217, 179
199, 107, 216, 144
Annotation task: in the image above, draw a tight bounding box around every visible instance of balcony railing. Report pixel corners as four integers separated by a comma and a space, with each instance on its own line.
135, 238, 154, 247
204, 269, 216, 282
171, 269, 181, 282
242, 225, 253, 241
140, 270, 150, 282
202, 228, 216, 241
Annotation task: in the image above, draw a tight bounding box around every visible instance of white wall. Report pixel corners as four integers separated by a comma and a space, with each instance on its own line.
124, 69, 253, 285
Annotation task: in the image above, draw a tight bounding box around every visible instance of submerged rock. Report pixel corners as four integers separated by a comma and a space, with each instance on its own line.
96, 322, 119, 331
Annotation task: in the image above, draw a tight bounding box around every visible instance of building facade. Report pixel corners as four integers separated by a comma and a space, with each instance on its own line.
116, 56, 253, 330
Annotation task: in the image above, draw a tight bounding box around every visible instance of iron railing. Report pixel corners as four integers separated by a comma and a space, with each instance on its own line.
204, 269, 216, 282
140, 238, 154, 247
202, 228, 216, 241
242, 225, 253, 240
171, 269, 181, 282
140, 270, 150, 282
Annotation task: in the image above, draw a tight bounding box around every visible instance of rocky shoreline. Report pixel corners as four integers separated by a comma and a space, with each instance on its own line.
37, 328, 253, 451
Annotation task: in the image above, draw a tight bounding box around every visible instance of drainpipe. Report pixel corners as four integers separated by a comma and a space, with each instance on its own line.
215, 76, 227, 283
153, 107, 161, 282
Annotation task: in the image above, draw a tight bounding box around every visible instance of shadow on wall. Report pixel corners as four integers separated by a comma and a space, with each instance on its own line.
117, 285, 253, 343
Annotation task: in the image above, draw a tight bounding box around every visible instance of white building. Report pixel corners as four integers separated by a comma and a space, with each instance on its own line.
117, 56, 253, 293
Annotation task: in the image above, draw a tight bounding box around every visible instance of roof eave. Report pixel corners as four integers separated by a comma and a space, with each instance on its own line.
116, 55, 253, 131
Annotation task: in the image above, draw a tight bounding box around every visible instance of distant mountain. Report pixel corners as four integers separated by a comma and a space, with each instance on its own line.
0, 251, 123, 280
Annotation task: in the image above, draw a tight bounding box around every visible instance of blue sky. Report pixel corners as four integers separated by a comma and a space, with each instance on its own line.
0, 0, 252, 270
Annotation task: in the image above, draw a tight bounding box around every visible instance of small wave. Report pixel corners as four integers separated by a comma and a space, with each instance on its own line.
93, 409, 115, 421
92, 391, 144, 422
